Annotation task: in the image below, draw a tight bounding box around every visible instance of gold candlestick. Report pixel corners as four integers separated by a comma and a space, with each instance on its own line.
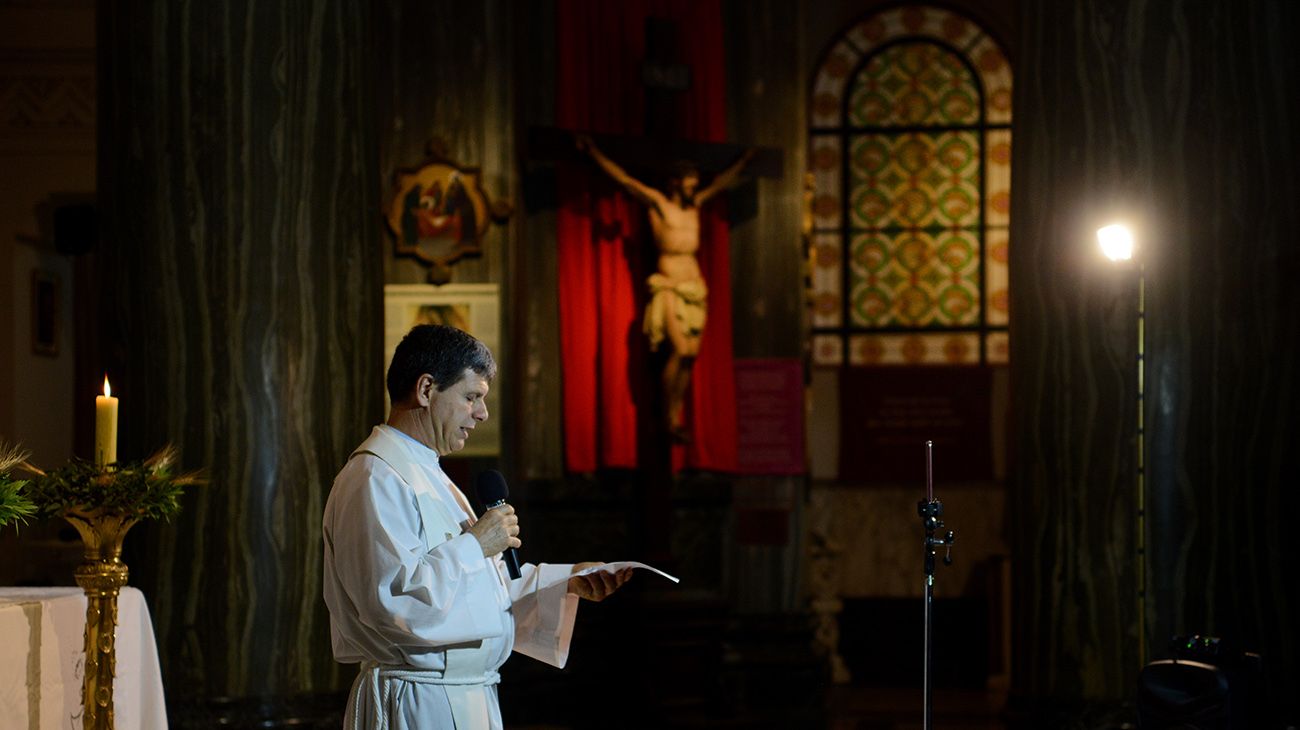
23, 445, 200, 729
65, 506, 140, 730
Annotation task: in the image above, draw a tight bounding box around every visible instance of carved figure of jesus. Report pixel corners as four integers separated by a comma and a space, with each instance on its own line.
576, 134, 754, 440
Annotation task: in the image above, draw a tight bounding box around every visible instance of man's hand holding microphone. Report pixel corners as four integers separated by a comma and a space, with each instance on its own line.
468, 469, 633, 601
468, 502, 520, 559
471, 470, 523, 578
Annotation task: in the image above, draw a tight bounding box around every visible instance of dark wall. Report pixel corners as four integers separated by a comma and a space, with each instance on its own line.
375, 0, 515, 288
372, 0, 532, 488
99, 0, 382, 699
724, 0, 807, 360
1011, 0, 1300, 719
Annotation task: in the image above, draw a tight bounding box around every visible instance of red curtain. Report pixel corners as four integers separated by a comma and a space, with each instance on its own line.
556, 0, 737, 473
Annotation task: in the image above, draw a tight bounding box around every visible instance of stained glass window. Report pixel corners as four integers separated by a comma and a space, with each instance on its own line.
808, 6, 1011, 366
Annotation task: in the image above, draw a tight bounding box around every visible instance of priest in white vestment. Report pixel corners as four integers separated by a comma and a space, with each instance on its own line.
323, 324, 631, 730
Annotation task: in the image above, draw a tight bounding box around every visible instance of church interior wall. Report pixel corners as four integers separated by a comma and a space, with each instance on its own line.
373, 0, 528, 487
1010, 0, 1300, 717
719, 0, 812, 617
511, 0, 565, 481
0, 204, 10, 447
5, 191, 78, 467
723, 0, 808, 362
0, 0, 96, 587
795, 2, 1018, 673
92, 0, 385, 701
375, 0, 515, 290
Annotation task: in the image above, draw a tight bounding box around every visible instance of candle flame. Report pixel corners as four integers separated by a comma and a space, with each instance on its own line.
103, 375, 112, 398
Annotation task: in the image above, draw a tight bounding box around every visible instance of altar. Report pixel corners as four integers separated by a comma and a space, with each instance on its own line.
0, 587, 167, 730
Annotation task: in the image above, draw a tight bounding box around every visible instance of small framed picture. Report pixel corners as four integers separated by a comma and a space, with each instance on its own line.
31, 269, 59, 357
383, 284, 501, 456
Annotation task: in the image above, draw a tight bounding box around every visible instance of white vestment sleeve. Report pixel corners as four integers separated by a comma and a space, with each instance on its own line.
329, 462, 505, 651
506, 562, 580, 668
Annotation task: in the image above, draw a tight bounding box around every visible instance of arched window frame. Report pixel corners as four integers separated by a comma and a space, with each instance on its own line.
807, 6, 1012, 366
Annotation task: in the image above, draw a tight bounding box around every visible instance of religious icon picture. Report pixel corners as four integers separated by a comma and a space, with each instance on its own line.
385, 141, 513, 285
383, 283, 502, 456
413, 304, 471, 332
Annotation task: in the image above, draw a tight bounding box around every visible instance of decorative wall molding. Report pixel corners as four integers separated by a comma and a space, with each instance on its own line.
0, 72, 94, 128
0, 0, 95, 152
0, 63, 94, 153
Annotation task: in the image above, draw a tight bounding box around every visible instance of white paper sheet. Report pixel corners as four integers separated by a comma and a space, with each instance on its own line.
572, 561, 680, 584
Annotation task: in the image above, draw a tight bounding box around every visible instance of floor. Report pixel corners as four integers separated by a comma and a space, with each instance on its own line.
166, 683, 1146, 729
825, 687, 1010, 730
823, 685, 1143, 730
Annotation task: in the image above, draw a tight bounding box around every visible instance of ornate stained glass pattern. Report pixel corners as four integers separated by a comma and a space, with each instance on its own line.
810, 135, 842, 230
985, 128, 1011, 226
850, 131, 980, 229
985, 227, 1009, 326
817, 6, 988, 130
848, 42, 979, 127
985, 331, 1009, 364
811, 40, 859, 128
844, 6, 982, 53
849, 333, 980, 365
849, 230, 980, 327
810, 233, 843, 328
808, 5, 1010, 369
813, 334, 844, 366
970, 34, 1012, 123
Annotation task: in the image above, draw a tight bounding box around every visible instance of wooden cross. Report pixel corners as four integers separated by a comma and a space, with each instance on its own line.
642, 17, 691, 138
527, 17, 782, 201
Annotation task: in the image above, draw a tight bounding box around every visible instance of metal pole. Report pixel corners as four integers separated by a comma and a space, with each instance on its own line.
924, 440, 934, 730
1137, 261, 1147, 667
924, 573, 934, 730
917, 440, 952, 730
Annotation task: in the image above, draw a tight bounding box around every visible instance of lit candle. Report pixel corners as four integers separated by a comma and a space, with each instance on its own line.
95, 375, 118, 468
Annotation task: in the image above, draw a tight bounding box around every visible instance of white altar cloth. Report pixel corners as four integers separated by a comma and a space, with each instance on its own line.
0, 587, 167, 730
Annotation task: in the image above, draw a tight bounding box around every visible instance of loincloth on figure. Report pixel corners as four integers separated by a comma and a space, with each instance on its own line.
643, 273, 708, 351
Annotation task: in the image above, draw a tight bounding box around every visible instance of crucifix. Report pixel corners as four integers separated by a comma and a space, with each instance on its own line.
530, 16, 783, 443
576, 133, 754, 440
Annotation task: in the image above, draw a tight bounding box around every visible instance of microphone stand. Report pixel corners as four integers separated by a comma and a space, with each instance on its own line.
916, 440, 955, 730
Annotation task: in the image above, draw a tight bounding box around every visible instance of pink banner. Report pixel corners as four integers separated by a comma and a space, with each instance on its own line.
734, 359, 806, 475
839, 366, 993, 484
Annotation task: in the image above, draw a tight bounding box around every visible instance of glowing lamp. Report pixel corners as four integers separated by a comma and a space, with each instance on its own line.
1098, 223, 1135, 261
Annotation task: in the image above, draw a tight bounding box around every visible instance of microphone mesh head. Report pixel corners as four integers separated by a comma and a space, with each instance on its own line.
475, 469, 509, 505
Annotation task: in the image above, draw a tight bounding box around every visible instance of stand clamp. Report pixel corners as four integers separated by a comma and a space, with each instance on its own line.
918, 499, 956, 576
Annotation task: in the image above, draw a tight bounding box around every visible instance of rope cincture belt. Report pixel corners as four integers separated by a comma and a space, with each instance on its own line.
350, 661, 502, 730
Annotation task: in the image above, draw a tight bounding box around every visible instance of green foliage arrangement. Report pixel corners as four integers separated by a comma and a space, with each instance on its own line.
24, 446, 202, 520
0, 443, 36, 529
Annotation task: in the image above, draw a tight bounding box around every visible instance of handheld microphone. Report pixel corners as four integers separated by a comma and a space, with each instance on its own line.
474, 469, 521, 579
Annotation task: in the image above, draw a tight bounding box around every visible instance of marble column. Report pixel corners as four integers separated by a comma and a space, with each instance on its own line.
1012, 0, 1300, 715
97, 0, 381, 699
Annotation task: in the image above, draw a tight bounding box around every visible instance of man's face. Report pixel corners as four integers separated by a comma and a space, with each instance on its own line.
676, 173, 700, 198
425, 368, 490, 455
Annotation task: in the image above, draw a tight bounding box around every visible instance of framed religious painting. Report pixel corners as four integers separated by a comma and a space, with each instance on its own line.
384, 141, 512, 285
382, 283, 502, 457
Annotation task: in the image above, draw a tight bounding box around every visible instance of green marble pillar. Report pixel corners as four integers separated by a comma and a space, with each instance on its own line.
97, 0, 381, 700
